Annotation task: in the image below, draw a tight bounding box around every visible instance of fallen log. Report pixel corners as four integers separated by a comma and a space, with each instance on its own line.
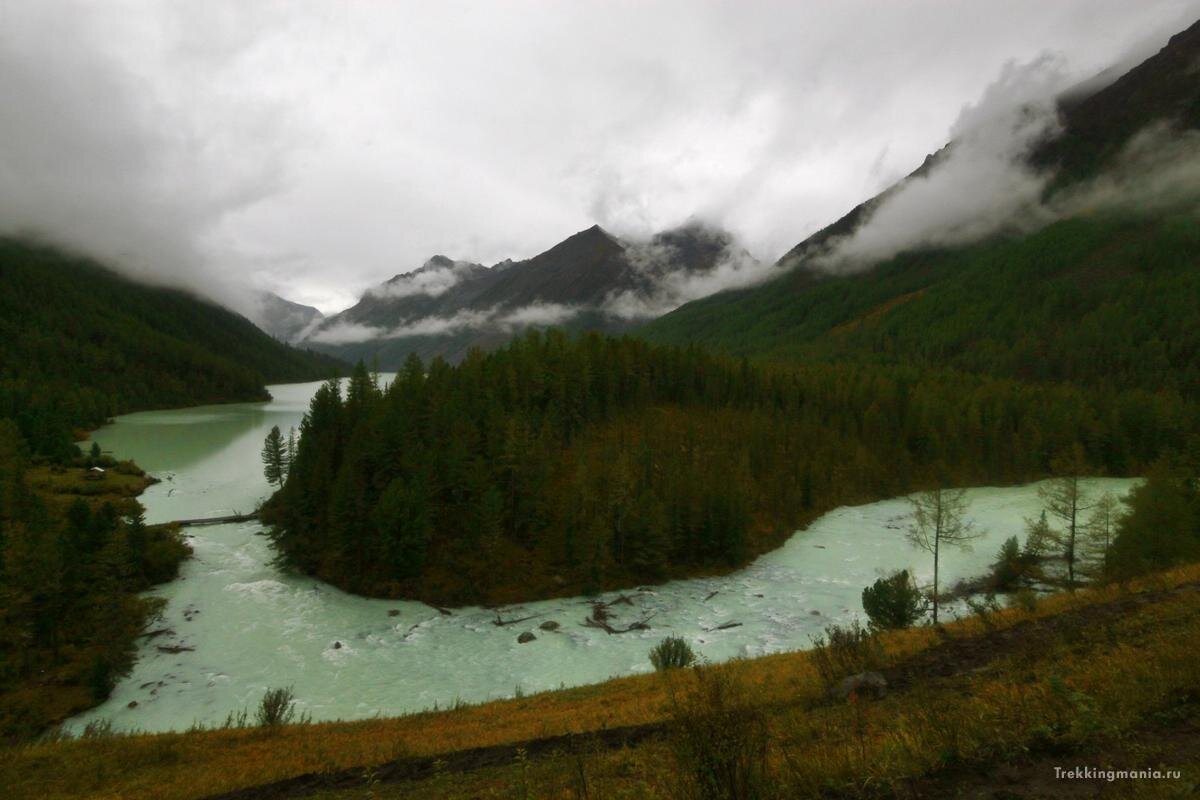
492, 610, 540, 627
704, 622, 743, 632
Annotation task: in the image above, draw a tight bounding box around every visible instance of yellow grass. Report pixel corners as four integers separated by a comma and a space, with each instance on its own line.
3, 562, 1198, 800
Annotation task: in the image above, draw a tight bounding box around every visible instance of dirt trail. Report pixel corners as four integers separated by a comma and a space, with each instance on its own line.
202, 581, 1200, 800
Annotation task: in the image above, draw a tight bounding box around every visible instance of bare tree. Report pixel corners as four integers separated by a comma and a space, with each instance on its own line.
1082, 491, 1121, 578
1035, 450, 1094, 589
906, 487, 982, 623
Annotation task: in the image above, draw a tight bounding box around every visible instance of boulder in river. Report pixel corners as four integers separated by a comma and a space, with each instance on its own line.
388, 609, 400, 617
538, 620, 560, 632
517, 631, 537, 644
333, 641, 342, 650
830, 671, 887, 702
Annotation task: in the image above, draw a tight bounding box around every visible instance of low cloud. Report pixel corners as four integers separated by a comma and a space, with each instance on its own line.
366, 258, 483, 300
813, 51, 1200, 273
306, 321, 387, 345
306, 303, 584, 344
497, 303, 580, 327
818, 55, 1068, 270
605, 245, 770, 320
1052, 123, 1200, 216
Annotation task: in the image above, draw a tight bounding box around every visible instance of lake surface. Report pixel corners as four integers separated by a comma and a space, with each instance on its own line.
66, 380, 1137, 733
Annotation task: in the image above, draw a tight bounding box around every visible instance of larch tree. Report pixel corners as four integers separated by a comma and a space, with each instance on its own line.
1082, 491, 1121, 578
261, 425, 286, 488
1035, 449, 1093, 589
906, 487, 981, 623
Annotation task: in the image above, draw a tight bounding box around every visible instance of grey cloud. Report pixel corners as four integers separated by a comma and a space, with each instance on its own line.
3, 0, 1199, 314
366, 259, 484, 300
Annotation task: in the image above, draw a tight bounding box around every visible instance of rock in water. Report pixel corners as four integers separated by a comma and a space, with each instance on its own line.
830, 671, 887, 701
538, 620, 561, 631
517, 631, 537, 644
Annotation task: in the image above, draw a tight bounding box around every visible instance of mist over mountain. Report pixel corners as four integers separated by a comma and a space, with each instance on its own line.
251, 292, 324, 344
302, 221, 761, 368
644, 17, 1200, 394
766, 18, 1200, 277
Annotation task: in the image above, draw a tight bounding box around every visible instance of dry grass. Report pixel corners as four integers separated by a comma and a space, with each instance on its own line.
3, 563, 1198, 800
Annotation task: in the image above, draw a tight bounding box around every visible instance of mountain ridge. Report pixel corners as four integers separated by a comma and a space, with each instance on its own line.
303, 221, 756, 368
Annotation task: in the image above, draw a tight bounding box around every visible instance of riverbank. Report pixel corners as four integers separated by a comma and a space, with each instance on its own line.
0, 455, 189, 742
57, 383, 1145, 737
6, 561, 1197, 800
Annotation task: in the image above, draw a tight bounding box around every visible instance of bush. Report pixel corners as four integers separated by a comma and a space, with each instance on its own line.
1009, 588, 1039, 612
255, 686, 297, 727
81, 718, 114, 739
965, 593, 1002, 630
809, 621, 885, 690
991, 536, 1037, 590
861, 569, 925, 629
669, 666, 769, 800
650, 636, 697, 672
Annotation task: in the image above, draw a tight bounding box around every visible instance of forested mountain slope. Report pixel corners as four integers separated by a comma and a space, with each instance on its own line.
642, 214, 1200, 397
0, 239, 343, 457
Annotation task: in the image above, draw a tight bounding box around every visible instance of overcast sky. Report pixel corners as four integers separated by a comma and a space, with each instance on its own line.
2, 1, 1198, 314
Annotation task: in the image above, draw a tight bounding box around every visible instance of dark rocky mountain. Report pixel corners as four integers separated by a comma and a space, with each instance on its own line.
303, 221, 752, 368
252, 291, 324, 343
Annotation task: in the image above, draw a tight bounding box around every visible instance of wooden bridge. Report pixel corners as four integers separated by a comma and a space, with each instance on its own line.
169, 512, 260, 528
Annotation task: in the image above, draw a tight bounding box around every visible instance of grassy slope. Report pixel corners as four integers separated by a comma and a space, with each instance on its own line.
641, 213, 1200, 398
4, 562, 1197, 800
0, 239, 344, 420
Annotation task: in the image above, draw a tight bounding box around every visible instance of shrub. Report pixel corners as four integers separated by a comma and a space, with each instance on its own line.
650, 636, 697, 672
991, 536, 1037, 590
255, 686, 297, 727
861, 569, 925, 629
965, 593, 1002, 630
809, 621, 885, 689
669, 666, 769, 800
81, 718, 114, 739
1009, 588, 1039, 612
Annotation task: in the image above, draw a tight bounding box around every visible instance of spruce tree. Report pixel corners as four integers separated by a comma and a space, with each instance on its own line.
261, 425, 286, 488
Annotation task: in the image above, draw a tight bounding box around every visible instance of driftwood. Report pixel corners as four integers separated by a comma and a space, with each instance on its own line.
156, 644, 195, 654
703, 622, 743, 632
424, 602, 453, 616
580, 594, 655, 634
582, 614, 656, 634
703, 590, 719, 602
141, 627, 174, 640
492, 610, 540, 627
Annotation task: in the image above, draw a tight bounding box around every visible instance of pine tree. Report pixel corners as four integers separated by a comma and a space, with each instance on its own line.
261, 425, 286, 488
